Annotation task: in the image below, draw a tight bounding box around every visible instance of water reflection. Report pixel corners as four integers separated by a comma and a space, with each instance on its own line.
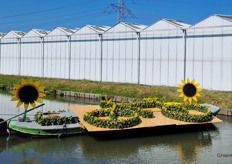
0, 129, 217, 164
0, 90, 98, 120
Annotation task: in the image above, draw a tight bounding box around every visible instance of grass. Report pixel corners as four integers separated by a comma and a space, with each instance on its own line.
0, 74, 231, 109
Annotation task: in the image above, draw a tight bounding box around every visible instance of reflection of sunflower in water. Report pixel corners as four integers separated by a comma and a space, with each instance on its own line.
10, 78, 46, 110
177, 78, 202, 104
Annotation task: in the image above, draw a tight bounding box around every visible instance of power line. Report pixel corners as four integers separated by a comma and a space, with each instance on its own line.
148, 0, 232, 6
0, 0, 95, 19
137, 2, 232, 13
0, 8, 106, 26
0, 12, 107, 31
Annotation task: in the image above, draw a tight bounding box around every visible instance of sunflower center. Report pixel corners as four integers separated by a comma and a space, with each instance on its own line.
183, 84, 197, 97
18, 85, 39, 103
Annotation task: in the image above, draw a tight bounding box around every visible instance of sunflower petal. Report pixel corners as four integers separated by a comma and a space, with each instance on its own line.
21, 78, 26, 85
178, 84, 183, 88
39, 93, 46, 97
30, 102, 36, 108
195, 83, 200, 87
184, 96, 187, 102
193, 96, 197, 102
28, 78, 33, 85
13, 84, 20, 89
191, 79, 195, 84
189, 98, 192, 104
11, 96, 19, 101
34, 81, 40, 87
16, 101, 23, 108
181, 80, 186, 85
197, 88, 202, 92
179, 93, 184, 97
187, 78, 190, 83
24, 103, 29, 110
38, 86, 45, 92
36, 98, 43, 103
10, 90, 17, 95
196, 93, 201, 97
177, 89, 182, 92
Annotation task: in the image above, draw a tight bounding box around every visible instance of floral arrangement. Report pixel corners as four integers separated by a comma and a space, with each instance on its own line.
35, 111, 74, 126
100, 98, 162, 109
84, 98, 160, 129
85, 97, 214, 129
161, 102, 213, 122
83, 108, 140, 129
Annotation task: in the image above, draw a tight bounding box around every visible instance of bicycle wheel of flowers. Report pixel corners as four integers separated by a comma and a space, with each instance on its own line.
84, 108, 141, 129
161, 103, 213, 122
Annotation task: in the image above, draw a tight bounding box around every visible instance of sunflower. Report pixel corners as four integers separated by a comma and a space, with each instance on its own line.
10, 78, 46, 110
177, 78, 202, 104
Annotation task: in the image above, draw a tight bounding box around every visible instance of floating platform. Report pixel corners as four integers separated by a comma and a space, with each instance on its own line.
68, 105, 223, 132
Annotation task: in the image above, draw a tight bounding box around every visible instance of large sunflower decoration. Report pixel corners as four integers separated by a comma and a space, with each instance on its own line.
177, 78, 202, 104
10, 78, 46, 110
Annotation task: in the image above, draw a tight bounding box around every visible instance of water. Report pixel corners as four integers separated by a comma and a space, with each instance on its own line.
1, 91, 232, 164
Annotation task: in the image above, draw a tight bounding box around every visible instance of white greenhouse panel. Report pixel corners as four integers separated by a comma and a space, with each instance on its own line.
211, 61, 221, 90
153, 60, 161, 85
202, 61, 212, 89
168, 61, 177, 86
221, 61, 232, 90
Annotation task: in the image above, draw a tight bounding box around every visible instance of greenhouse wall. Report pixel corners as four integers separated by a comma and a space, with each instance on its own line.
0, 31, 23, 75
43, 28, 73, 79
140, 19, 189, 87
0, 15, 232, 91
102, 23, 144, 83
20, 30, 45, 77
186, 15, 232, 91
70, 25, 102, 81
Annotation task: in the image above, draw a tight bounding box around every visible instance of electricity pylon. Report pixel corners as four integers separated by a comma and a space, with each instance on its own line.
105, 0, 136, 23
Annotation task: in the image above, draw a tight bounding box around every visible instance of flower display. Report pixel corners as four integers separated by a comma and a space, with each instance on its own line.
161, 103, 213, 122
34, 111, 74, 126
83, 108, 140, 129
10, 78, 46, 110
177, 78, 202, 104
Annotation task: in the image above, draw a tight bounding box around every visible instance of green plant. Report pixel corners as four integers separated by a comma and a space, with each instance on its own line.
45, 90, 51, 95
50, 116, 57, 125
84, 108, 140, 129
57, 116, 63, 125
161, 102, 213, 122
59, 92, 64, 97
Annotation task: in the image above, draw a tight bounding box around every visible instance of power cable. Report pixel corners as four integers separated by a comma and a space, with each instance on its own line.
0, 12, 107, 31
147, 0, 232, 6
0, 0, 95, 19
0, 8, 105, 26
137, 2, 232, 13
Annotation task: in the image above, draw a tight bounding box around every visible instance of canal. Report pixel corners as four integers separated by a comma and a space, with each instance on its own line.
0, 91, 232, 163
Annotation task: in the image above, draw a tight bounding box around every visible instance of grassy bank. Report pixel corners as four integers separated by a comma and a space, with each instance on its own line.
0, 75, 231, 109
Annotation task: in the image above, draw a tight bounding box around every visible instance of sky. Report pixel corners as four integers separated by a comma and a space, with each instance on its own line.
0, 0, 232, 33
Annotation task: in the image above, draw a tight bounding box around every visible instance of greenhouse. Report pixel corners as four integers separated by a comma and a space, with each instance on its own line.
0, 14, 232, 91
0, 31, 25, 75
70, 25, 109, 81
20, 29, 49, 77
186, 14, 232, 91
140, 19, 190, 86
102, 22, 146, 83
43, 27, 75, 79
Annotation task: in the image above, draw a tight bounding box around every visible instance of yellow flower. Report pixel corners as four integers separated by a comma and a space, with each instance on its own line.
10, 78, 45, 110
177, 78, 202, 104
